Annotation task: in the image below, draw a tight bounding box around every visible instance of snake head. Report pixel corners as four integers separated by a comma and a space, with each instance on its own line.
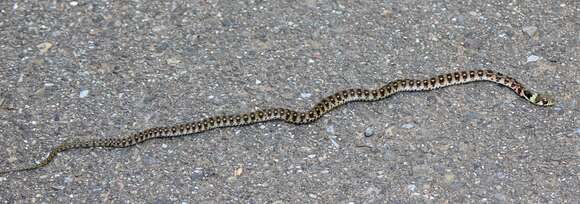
528, 93, 555, 106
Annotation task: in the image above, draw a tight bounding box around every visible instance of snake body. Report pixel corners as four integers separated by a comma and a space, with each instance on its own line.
0, 69, 554, 174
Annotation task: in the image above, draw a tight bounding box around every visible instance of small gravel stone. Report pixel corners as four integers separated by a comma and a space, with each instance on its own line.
329, 136, 339, 148
300, 93, 312, 98
364, 127, 375, 137
444, 173, 456, 183
191, 170, 204, 180
383, 144, 393, 160
152, 25, 167, 33
234, 167, 243, 176
527, 55, 540, 62
575, 128, 580, 135
522, 26, 538, 37
466, 111, 479, 121
453, 15, 465, 25
401, 123, 415, 129
7, 157, 18, 163
325, 125, 335, 134
255, 79, 262, 85
166, 57, 181, 66
37, 42, 53, 54
79, 90, 89, 98
64, 176, 74, 183
406, 184, 417, 192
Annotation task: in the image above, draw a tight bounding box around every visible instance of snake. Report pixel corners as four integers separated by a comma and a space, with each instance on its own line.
0, 69, 554, 175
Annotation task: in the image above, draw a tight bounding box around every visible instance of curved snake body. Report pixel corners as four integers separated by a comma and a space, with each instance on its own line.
0, 69, 554, 174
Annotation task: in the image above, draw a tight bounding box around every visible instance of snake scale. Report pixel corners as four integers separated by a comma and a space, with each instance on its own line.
0, 69, 554, 175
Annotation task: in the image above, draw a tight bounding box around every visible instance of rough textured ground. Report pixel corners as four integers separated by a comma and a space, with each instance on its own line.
0, 0, 578, 203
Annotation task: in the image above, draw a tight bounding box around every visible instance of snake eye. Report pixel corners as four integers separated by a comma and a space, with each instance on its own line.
546, 98, 556, 106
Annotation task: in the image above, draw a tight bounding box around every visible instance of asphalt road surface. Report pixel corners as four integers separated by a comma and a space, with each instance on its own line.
0, 0, 578, 203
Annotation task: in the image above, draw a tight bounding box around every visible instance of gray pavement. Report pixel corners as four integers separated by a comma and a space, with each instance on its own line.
0, 0, 578, 203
